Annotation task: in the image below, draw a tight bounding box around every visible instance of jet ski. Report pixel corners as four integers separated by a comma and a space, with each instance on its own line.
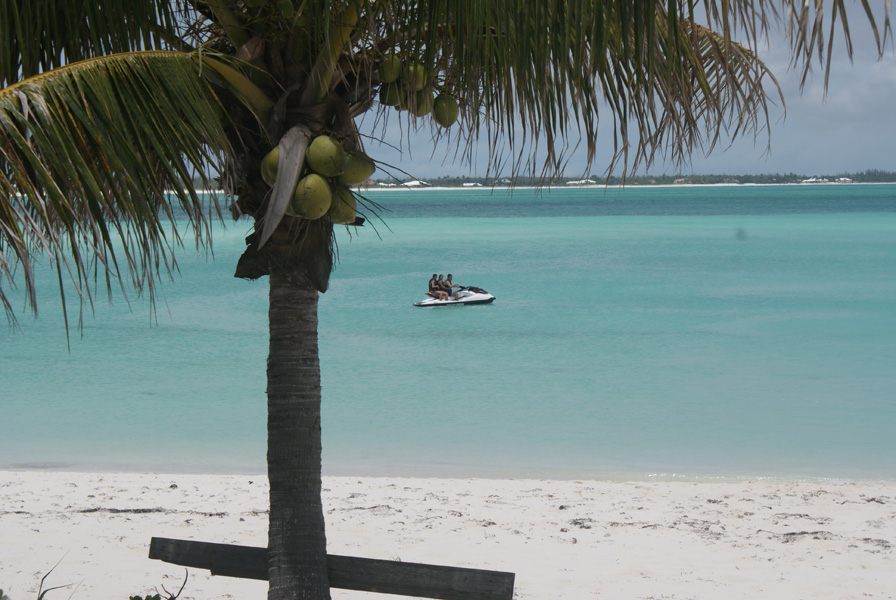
414, 286, 496, 307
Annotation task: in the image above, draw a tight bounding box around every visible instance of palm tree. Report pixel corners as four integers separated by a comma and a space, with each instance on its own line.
1, 1, 889, 598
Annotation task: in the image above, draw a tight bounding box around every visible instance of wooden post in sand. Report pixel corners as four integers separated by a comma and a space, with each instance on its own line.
149, 537, 515, 600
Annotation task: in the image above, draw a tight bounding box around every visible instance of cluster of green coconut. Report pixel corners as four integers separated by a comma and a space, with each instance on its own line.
261, 134, 375, 224
377, 54, 459, 127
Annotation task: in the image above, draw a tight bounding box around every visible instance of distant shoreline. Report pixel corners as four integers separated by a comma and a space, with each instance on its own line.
4, 460, 893, 484
189, 181, 896, 195
359, 181, 896, 191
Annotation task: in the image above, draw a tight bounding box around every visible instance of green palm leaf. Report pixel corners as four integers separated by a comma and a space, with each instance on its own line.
1, 50, 230, 326
0, 0, 182, 86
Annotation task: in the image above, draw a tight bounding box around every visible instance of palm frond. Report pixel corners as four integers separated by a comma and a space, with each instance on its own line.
781, 0, 891, 92
356, 0, 887, 176
1, 50, 231, 327
0, 0, 185, 87
356, 1, 780, 175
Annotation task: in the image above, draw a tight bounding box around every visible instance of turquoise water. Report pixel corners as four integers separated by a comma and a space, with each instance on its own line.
2, 185, 895, 479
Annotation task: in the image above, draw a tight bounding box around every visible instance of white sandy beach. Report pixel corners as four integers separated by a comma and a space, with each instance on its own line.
1, 471, 894, 599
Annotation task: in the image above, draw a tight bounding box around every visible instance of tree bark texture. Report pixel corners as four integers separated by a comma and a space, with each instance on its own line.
267, 271, 330, 600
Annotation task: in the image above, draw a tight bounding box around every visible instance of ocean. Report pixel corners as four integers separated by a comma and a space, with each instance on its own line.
2, 184, 895, 480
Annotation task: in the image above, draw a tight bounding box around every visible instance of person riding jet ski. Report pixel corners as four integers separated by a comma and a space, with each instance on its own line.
443, 274, 460, 300
428, 274, 448, 300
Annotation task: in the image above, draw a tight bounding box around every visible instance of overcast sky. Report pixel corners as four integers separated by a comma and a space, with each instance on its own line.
358, 9, 896, 180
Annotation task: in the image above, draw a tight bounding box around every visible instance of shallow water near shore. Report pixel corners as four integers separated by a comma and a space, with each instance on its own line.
2, 185, 895, 479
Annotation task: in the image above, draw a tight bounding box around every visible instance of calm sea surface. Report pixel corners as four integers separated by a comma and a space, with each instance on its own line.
2, 184, 895, 480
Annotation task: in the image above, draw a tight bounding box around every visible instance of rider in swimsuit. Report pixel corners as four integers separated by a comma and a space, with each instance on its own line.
444, 274, 459, 300
429, 274, 448, 300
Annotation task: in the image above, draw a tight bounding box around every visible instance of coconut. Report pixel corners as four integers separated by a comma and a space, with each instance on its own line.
306, 135, 346, 177
432, 94, 459, 127
261, 146, 279, 186
378, 54, 402, 84
329, 185, 358, 224
379, 83, 401, 107
401, 62, 427, 92
396, 88, 411, 111
275, 0, 294, 18
414, 89, 434, 117
287, 174, 331, 219
339, 151, 376, 185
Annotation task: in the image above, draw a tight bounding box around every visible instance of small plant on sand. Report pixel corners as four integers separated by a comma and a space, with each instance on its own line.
129, 570, 187, 600
35, 560, 76, 600
1, 588, 11, 600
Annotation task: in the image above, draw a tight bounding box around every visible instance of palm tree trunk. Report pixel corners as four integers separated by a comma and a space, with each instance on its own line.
266, 270, 330, 600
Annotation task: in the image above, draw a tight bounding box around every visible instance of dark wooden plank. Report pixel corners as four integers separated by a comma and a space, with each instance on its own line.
325, 554, 514, 600
149, 537, 267, 581
149, 537, 514, 600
